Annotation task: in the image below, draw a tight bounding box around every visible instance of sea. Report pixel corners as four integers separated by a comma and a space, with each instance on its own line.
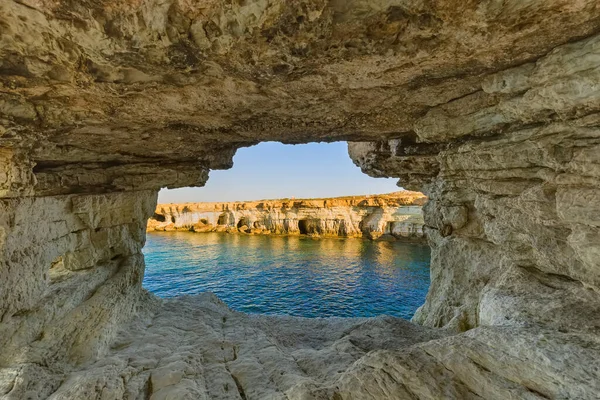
143, 232, 431, 319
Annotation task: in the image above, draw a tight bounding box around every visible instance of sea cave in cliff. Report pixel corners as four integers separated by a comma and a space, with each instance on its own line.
298, 219, 310, 235
1, 0, 600, 399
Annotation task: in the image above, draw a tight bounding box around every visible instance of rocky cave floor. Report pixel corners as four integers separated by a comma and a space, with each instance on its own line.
35, 293, 600, 400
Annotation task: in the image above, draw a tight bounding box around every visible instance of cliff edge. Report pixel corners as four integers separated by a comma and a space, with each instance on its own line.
148, 191, 427, 240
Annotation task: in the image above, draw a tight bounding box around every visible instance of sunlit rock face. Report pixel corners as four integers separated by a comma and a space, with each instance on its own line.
1, 0, 600, 399
148, 191, 426, 240
0, 191, 158, 397
349, 33, 600, 332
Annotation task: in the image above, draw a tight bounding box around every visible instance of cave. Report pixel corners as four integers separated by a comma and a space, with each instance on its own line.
237, 217, 250, 229
153, 213, 166, 222
385, 221, 394, 235
217, 213, 228, 226
298, 219, 309, 235
1, 1, 599, 399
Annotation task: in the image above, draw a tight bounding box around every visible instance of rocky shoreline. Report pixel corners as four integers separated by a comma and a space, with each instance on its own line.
147, 191, 427, 241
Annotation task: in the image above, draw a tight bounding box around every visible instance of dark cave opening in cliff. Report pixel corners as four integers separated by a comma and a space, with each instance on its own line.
143, 142, 431, 320
153, 213, 166, 222
217, 213, 228, 225
298, 219, 309, 234
237, 217, 250, 229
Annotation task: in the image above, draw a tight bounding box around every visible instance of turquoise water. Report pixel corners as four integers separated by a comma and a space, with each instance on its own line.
143, 232, 431, 319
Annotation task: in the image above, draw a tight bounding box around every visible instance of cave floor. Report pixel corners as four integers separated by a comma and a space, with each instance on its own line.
44, 294, 600, 400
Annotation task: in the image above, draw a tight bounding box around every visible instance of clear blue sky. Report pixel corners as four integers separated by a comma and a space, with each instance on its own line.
158, 142, 401, 203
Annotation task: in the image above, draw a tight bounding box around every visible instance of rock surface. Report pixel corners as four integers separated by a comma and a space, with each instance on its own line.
1, 0, 600, 399
148, 191, 426, 240
41, 293, 449, 400
13, 293, 600, 400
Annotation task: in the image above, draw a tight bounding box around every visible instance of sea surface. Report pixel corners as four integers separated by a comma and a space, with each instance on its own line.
143, 232, 431, 319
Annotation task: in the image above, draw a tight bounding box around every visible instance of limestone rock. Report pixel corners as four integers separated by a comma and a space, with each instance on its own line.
1, 0, 600, 398
147, 191, 426, 240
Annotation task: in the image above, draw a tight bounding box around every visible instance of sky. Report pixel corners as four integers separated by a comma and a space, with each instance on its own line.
158, 142, 401, 203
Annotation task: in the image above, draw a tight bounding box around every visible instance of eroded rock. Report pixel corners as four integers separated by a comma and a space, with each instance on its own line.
1, 0, 600, 398
148, 191, 426, 240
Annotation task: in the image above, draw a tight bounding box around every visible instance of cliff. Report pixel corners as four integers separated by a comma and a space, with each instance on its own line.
148, 191, 426, 240
1, 1, 600, 399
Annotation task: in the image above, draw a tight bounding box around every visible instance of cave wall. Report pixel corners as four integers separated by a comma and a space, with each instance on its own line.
350, 33, 600, 332
0, 190, 157, 396
1, 0, 600, 398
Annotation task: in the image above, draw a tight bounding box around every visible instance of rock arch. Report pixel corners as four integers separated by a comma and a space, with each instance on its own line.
1, 0, 599, 398
237, 216, 251, 229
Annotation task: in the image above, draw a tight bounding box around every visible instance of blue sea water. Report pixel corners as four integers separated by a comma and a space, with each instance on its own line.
143, 232, 431, 319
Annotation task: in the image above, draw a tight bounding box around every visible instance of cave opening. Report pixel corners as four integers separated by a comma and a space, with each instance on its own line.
5, 6, 598, 397
386, 221, 393, 234
153, 213, 166, 222
143, 142, 431, 320
217, 213, 228, 225
298, 219, 309, 234
237, 217, 250, 229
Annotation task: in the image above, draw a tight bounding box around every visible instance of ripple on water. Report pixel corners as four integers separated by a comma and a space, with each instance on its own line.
143, 232, 431, 319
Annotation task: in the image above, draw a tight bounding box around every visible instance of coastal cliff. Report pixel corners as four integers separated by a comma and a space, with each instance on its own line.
148, 191, 426, 240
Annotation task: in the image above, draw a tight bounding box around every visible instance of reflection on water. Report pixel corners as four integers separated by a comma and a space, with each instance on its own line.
143, 232, 431, 319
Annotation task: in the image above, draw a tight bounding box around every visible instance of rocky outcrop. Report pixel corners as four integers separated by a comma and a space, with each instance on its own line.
148, 191, 426, 240
0, 191, 157, 397
348, 33, 600, 332
1, 0, 600, 399
43, 293, 449, 400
